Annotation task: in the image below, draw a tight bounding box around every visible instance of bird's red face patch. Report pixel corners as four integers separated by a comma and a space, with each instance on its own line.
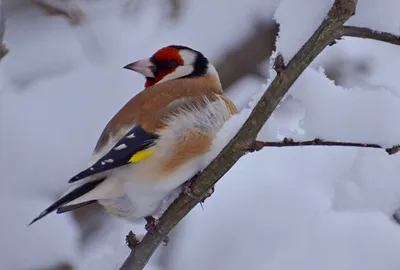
145, 47, 184, 88
153, 47, 184, 64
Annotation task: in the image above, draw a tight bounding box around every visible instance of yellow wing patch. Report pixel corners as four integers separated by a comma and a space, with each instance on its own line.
128, 148, 154, 163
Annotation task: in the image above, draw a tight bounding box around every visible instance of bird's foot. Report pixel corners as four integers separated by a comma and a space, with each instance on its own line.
201, 186, 215, 203
144, 216, 169, 245
182, 178, 215, 203
144, 216, 160, 233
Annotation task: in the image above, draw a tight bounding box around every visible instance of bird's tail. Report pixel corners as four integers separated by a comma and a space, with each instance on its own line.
28, 178, 105, 225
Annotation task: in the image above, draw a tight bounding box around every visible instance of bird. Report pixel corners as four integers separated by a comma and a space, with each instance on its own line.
29, 45, 238, 226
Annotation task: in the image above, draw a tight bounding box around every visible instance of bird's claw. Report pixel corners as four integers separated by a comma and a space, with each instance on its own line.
200, 186, 215, 203
144, 216, 169, 245
145, 216, 161, 234
182, 180, 215, 203
162, 235, 170, 246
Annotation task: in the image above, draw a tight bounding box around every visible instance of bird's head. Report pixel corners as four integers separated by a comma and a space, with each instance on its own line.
124, 45, 217, 88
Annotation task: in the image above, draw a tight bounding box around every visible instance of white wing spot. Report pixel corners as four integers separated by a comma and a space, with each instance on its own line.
105, 159, 114, 163
126, 133, 135, 139
101, 161, 105, 165
114, 144, 127, 150
90, 167, 94, 171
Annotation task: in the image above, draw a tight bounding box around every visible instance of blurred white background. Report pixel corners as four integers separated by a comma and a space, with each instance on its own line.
1, 0, 400, 269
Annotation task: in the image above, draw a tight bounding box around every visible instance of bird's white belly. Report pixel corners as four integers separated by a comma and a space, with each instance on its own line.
97, 152, 205, 221
98, 189, 181, 222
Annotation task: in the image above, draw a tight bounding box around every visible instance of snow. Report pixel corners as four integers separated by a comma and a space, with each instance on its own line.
2, 0, 400, 269
288, 67, 400, 147
76, 218, 147, 270
274, 0, 333, 63
0, 190, 80, 269
274, 0, 400, 63
172, 123, 400, 270
347, 0, 400, 34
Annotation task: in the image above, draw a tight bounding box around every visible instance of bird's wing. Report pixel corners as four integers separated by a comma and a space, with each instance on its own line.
68, 90, 237, 184
68, 125, 158, 183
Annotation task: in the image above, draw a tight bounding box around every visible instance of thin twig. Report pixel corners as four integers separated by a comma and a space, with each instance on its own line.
248, 139, 400, 155
0, 0, 8, 60
0, 43, 7, 59
341, 26, 400, 46
118, 1, 358, 269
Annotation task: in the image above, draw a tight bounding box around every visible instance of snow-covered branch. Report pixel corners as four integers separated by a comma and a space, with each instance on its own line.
0, 0, 8, 60
249, 139, 400, 155
341, 26, 400, 46
118, 0, 358, 269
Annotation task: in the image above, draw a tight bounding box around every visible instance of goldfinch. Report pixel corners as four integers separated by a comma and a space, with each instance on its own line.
29, 45, 238, 225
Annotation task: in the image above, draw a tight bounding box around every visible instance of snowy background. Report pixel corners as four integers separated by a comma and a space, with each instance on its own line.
1, 0, 400, 269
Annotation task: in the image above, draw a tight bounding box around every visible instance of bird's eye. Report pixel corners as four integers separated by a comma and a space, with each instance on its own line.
159, 60, 179, 70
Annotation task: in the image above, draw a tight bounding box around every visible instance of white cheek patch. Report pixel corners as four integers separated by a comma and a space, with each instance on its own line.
157, 65, 194, 84
179, 50, 197, 65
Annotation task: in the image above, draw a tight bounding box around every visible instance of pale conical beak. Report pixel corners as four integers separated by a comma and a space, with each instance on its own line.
123, 58, 156, 78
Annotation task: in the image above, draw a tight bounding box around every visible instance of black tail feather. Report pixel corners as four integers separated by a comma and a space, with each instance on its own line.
56, 200, 97, 214
28, 178, 105, 226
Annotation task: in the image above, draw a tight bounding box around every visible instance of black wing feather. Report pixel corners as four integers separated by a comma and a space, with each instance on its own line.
68, 125, 158, 183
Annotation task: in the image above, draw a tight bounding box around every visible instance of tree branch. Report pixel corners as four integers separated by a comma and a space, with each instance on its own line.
341, 26, 400, 46
118, 1, 358, 269
249, 139, 400, 155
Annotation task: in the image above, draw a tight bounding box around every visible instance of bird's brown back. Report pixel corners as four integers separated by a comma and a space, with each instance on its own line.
94, 75, 226, 153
